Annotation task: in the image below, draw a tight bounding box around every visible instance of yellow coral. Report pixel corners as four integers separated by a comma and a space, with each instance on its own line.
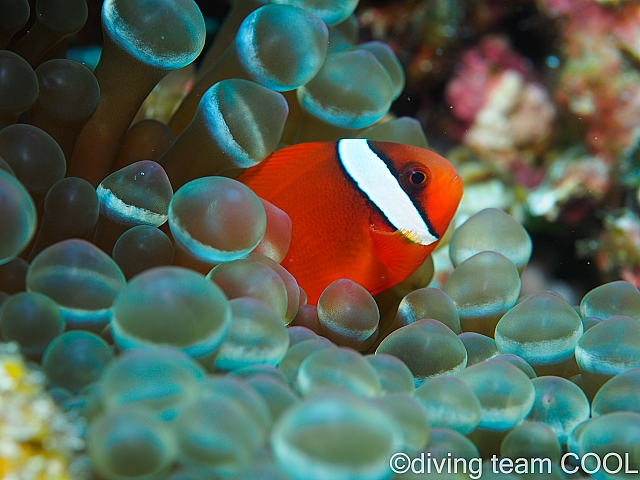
0, 344, 82, 480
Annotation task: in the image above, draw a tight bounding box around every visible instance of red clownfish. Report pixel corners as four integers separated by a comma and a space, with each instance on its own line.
238, 139, 463, 305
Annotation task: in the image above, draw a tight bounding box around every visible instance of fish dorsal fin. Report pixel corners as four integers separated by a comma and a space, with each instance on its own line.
370, 227, 434, 281
238, 142, 334, 198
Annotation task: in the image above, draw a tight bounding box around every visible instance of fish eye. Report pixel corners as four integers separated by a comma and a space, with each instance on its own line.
411, 171, 426, 185
400, 164, 430, 193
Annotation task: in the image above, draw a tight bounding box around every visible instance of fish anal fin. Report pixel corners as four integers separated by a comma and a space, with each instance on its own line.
370, 227, 434, 283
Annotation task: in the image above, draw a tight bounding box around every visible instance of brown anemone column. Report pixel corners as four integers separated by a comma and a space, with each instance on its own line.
27, 177, 99, 261
294, 48, 398, 143
112, 119, 175, 171
195, 0, 267, 81
159, 79, 288, 189
168, 4, 328, 135
30, 59, 100, 162
0, 51, 38, 130
11, 0, 88, 66
67, 0, 206, 187
0, 0, 30, 49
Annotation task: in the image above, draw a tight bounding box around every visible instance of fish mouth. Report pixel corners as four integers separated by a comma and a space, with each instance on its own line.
451, 174, 463, 192
448, 174, 464, 204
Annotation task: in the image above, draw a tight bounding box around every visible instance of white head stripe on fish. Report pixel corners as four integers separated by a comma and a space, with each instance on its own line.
337, 139, 439, 245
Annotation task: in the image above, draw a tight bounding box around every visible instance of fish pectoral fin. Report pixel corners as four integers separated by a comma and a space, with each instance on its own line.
370, 227, 433, 281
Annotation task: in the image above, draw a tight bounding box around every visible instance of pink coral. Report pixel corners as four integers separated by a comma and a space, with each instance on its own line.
445, 36, 555, 172
553, 1, 640, 159
446, 36, 532, 125
538, 0, 595, 18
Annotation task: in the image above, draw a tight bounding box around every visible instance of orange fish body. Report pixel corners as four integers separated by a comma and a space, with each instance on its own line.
237, 139, 463, 305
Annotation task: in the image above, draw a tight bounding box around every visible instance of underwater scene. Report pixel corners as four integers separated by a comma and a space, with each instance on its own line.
1, 0, 640, 478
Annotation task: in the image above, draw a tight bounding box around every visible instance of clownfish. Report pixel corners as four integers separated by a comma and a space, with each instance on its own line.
237, 139, 463, 305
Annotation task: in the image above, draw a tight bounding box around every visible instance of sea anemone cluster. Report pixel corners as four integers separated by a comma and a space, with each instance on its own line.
2, 0, 640, 479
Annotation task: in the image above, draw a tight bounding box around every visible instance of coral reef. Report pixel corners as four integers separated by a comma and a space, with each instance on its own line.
1, 0, 640, 478
0, 343, 83, 479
